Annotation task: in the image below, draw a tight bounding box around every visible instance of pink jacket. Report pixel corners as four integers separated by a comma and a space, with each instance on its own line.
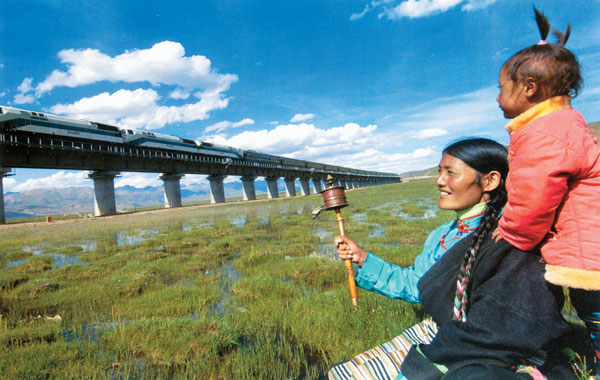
498, 96, 600, 290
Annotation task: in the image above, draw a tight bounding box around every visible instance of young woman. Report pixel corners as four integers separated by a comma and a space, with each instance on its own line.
329, 138, 572, 380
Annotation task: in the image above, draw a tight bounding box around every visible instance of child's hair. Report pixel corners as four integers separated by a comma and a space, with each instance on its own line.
443, 138, 509, 322
502, 7, 583, 99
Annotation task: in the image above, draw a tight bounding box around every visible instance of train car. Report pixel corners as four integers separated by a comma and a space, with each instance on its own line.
122, 129, 244, 159
196, 141, 244, 159
121, 129, 199, 153
244, 150, 284, 166
0, 105, 123, 144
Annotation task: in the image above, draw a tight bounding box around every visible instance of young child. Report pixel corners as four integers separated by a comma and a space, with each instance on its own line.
493, 8, 600, 380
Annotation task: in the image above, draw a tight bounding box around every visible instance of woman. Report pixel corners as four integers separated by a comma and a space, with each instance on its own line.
329, 138, 572, 380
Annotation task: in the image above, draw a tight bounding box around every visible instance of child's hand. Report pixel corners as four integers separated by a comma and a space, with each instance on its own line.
492, 227, 504, 243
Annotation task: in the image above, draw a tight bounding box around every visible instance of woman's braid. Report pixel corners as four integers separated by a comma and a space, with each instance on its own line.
452, 177, 507, 322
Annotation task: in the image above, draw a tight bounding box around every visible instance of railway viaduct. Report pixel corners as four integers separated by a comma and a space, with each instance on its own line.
0, 132, 400, 224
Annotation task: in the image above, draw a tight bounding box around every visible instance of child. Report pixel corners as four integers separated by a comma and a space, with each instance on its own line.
493, 8, 600, 380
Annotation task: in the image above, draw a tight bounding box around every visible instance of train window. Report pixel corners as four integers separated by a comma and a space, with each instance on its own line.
95, 122, 120, 132
182, 138, 195, 145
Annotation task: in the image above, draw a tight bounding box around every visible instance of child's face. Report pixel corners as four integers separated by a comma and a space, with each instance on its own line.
496, 67, 530, 119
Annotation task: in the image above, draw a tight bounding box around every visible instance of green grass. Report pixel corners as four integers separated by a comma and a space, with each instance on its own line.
0, 179, 591, 379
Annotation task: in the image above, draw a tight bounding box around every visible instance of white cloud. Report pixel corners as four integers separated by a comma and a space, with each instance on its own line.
350, 4, 371, 20
169, 88, 191, 100
49, 87, 229, 130
290, 113, 316, 123
181, 174, 207, 186
114, 173, 160, 188
0, 91, 7, 98
14, 78, 36, 104
384, 0, 463, 19
325, 146, 439, 174
362, 0, 497, 19
461, 0, 497, 11
206, 122, 379, 157
205, 118, 255, 133
412, 128, 449, 139
13, 41, 237, 129
33, 41, 236, 96
397, 86, 505, 136
6, 171, 89, 192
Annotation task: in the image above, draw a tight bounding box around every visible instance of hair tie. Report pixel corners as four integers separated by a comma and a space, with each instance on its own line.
538, 40, 547, 45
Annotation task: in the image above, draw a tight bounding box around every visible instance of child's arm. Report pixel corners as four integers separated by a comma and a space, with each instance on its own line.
498, 132, 578, 251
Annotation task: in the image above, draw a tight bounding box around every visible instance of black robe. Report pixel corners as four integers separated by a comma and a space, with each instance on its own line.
400, 235, 572, 380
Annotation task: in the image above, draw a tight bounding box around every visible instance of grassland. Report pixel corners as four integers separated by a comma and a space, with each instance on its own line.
0, 179, 591, 379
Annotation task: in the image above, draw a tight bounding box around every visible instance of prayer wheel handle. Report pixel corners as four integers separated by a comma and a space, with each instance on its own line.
312, 175, 358, 306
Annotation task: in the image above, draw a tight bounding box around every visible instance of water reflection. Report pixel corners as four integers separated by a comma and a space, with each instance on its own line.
9, 244, 86, 268
311, 244, 338, 260
210, 258, 242, 315
372, 202, 438, 220
352, 213, 368, 225
312, 227, 333, 242
231, 217, 247, 228
183, 220, 212, 231
116, 229, 160, 246
369, 225, 385, 238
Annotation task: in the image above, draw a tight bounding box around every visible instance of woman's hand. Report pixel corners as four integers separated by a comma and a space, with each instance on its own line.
334, 236, 367, 266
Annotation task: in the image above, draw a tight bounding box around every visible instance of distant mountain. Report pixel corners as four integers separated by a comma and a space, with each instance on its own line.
2, 179, 286, 219
3, 182, 249, 219
400, 167, 437, 179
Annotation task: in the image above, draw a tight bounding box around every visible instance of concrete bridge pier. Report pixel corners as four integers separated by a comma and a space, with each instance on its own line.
208, 174, 226, 204
159, 172, 184, 208
0, 173, 3, 225
284, 177, 296, 197
0, 168, 12, 224
88, 170, 120, 216
241, 176, 257, 201
312, 178, 323, 194
266, 176, 279, 199
299, 178, 311, 195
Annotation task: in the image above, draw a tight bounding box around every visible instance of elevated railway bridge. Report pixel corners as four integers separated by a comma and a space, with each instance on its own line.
0, 106, 400, 224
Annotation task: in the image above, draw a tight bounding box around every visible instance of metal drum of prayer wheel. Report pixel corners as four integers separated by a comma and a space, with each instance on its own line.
312, 175, 358, 306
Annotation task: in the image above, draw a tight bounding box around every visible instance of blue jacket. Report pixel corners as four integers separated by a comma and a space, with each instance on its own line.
355, 211, 484, 303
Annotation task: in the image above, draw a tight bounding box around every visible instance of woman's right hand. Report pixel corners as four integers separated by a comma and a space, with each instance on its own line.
334, 235, 367, 266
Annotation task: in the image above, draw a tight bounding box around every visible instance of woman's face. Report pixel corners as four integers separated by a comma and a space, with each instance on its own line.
436, 153, 487, 211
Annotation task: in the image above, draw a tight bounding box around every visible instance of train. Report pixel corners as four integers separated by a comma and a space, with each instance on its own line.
0, 105, 387, 176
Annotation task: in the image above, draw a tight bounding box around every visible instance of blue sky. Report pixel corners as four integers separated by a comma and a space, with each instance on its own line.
1, 0, 599, 192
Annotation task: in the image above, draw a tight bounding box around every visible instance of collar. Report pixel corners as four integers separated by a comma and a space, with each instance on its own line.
456, 202, 487, 220
455, 202, 487, 233
505, 96, 571, 134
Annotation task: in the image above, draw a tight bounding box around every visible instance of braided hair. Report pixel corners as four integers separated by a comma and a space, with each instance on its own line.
443, 138, 509, 322
503, 7, 582, 99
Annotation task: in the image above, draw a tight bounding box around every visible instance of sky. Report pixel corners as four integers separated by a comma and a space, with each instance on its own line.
1, 0, 600, 192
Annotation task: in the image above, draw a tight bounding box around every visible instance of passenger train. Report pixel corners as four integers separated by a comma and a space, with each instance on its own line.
0, 105, 383, 176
